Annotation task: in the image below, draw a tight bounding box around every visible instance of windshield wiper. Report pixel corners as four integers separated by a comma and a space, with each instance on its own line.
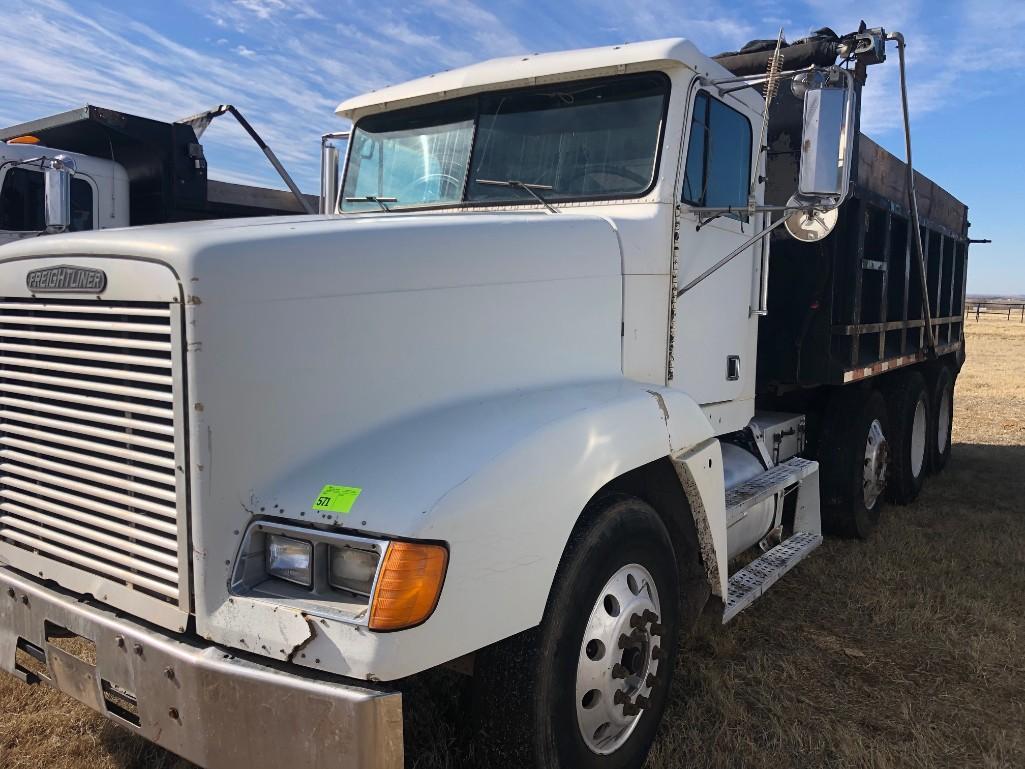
475, 179, 559, 214
344, 195, 397, 211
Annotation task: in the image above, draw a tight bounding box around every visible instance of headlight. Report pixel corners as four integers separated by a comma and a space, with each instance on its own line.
328, 545, 379, 596
266, 534, 313, 586
234, 522, 448, 631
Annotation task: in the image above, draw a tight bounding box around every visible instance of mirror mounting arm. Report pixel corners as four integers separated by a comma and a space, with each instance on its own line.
677, 212, 797, 297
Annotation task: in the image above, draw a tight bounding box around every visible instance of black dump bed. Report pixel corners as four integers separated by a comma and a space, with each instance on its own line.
0, 105, 312, 226
716, 35, 970, 391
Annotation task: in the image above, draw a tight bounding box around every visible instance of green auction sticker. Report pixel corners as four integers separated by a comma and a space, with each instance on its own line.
312, 485, 362, 514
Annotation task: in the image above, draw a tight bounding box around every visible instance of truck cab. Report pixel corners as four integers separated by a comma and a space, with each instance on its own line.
333, 40, 766, 435
0, 140, 129, 244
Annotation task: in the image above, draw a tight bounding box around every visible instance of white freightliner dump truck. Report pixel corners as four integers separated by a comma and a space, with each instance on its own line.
0, 25, 971, 769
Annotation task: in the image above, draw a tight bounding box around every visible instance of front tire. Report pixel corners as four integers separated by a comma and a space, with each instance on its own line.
473, 496, 681, 769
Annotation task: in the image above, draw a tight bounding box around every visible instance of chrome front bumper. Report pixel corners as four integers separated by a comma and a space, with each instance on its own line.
0, 568, 403, 769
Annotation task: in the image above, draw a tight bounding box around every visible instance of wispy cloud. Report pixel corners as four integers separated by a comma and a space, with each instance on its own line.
796, 0, 1025, 134
0, 0, 528, 190
1, 0, 1020, 193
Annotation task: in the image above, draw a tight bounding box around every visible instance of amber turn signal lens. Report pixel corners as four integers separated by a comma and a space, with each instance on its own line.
369, 542, 448, 631
7, 135, 40, 144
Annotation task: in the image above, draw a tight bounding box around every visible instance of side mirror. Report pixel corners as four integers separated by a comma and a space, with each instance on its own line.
797, 76, 855, 204
320, 131, 350, 215
43, 155, 77, 233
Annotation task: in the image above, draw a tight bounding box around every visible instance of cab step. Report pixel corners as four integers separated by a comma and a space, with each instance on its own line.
723, 531, 822, 623
725, 456, 818, 518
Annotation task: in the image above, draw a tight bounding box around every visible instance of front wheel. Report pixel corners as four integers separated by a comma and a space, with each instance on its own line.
473, 496, 681, 769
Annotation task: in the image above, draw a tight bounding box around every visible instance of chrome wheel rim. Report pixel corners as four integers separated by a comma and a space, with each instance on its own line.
575, 563, 662, 755
863, 418, 888, 510
937, 383, 952, 454
910, 397, 927, 478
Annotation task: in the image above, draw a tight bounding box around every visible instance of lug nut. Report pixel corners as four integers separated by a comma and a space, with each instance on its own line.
614, 690, 629, 706
6, 588, 14, 599
133, 642, 144, 656
168, 707, 179, 720
651, 645, 661, 660
611, 663, 628, 680
629, 612, 645, 629
20, 595, 28, 606
164, 667, 175, 680
646, 673, 657, 688
618, 633, 632, 649
643, 609, 658, 624
623, 702, 641, 716
650, 622, 663, 637
115, 636, 125, 649
635, 694, 651, 710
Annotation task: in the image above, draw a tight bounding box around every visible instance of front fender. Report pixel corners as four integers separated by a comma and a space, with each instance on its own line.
205, 379, 717, 680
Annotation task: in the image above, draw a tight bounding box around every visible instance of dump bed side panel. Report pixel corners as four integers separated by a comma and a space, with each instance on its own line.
756, 87, 969, 391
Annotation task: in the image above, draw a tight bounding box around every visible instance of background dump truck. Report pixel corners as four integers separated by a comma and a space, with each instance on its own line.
0, 104, 316, 245
0, 24, 970, 769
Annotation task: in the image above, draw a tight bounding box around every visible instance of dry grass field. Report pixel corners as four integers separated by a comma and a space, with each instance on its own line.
1, 316, 1023, 769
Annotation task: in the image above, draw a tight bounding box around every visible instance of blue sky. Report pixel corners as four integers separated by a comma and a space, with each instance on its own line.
0, 0, 1021, 293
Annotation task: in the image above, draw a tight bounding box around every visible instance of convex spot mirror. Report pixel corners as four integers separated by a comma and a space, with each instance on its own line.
797, 72, 855, 204
43, 155, 77, 233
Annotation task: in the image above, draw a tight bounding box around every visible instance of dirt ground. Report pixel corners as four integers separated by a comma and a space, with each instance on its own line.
1, 315, 1023, 769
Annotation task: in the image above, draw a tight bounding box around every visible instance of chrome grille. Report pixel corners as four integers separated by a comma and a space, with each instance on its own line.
0, 298, 187, 622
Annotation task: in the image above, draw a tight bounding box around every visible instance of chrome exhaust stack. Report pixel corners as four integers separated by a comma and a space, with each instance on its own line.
320, 131, 350, 215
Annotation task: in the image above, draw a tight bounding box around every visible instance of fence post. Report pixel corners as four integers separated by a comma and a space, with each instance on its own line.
976, 304, 980, 322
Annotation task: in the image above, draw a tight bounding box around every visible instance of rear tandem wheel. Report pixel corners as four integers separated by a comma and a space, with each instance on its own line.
819, 387, 891, 539
884, 370, 931, 504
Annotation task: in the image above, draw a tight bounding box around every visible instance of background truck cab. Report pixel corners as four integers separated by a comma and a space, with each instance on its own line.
0, 140, 129, 244
0, 104, 317, 246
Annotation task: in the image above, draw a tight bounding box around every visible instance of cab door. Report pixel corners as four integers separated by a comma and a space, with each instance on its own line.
670, 88, 761, 429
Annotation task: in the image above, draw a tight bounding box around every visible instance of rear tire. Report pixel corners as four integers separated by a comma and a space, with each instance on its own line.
884, 371, 930, 504
472, 496, 682, 769
930, 365, 955, 473
819, 388, 890, 539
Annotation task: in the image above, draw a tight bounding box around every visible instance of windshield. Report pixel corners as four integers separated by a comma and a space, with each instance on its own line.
340, 73, 669, 212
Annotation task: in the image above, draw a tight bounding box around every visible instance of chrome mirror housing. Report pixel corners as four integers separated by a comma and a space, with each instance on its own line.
43, 155, 77, 233
797, 70, 856, 207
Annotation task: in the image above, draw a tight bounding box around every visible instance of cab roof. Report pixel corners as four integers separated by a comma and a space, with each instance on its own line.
336, 37, 736, 120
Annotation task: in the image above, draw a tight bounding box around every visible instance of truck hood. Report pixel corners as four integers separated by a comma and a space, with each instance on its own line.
0, 210, 615, 301
0, 208, 634, 671
0, 207, 625, 551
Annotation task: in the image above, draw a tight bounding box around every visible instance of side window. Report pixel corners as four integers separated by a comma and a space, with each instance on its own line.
0, 167, 45, 231
70, 176, 94, 231
0, 167, 94, 231
681, 92, 752, 210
